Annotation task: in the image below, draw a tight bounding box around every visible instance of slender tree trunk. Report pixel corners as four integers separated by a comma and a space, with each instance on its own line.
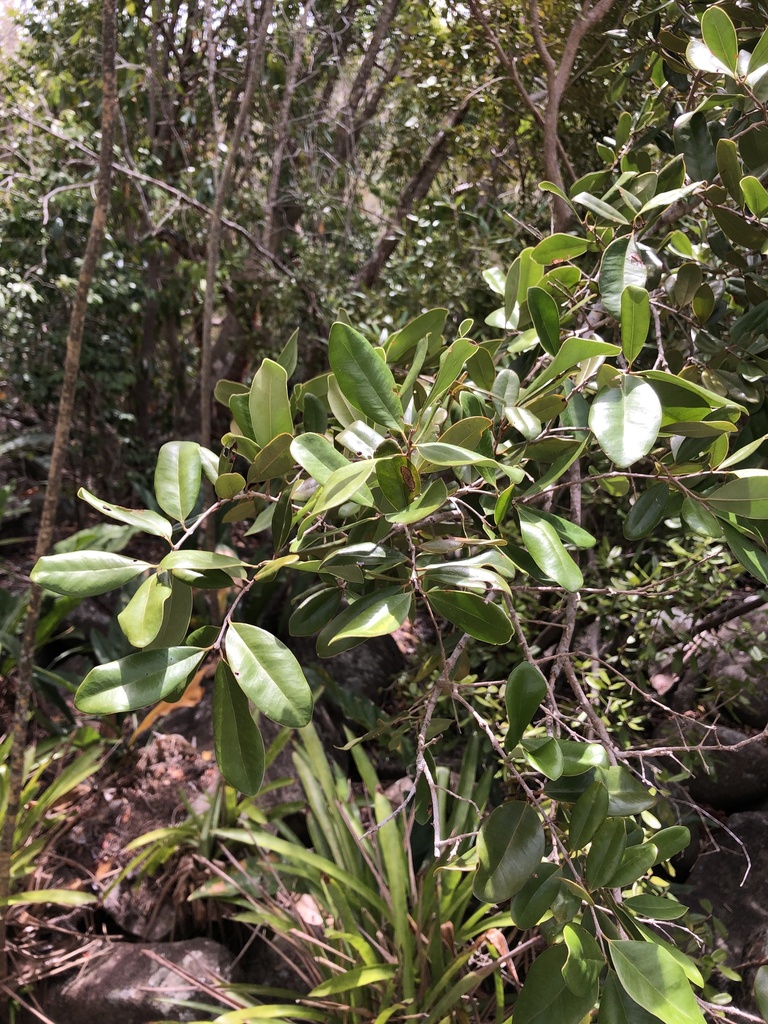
199, 0, 273, 451
0, 0, 118, 997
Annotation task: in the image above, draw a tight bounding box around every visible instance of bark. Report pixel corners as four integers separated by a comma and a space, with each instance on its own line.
199, 0, 274, 450
0, 0, 118, 996
357, 97, 471, 289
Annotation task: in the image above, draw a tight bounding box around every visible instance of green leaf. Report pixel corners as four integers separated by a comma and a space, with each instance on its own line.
673, 112, 716, 182
559, 742, 610, 775
621, 286, 651, 365
289, 588, 342, 637
386, 308, 447, 361
505, 661, 548, 748
686, 37, 731, 75
531, 234, 589, 265
586, 817, 627, 887
607, 842, 658, 888
31, 552, 153, 597
513, 944, 599, 1024
755, 964, 768, 1022
276, 327, 299, 378
415, 442, 500, 471
473, 801, 545, 902
590, 376, 662, 468
215, 472, 246, 500
291, 432, 349, 483
749, 27, 768, 74
509, 863, 562, 929
328, 322, 403, 431
247, 433, 295, 482
426, 589, 513, 645
376, 455, 420, 511
573, 191, 630, 225
249, 359, 294, 447
563, 923, 605, 997
428, 338, 476, 403
78, 488, 172, 540
651, 826, 691, 863
518, 507, 583, 591
117, 574, 171, 648
742, 175, 768, 218
713, 206, 768, 250
707, 471, 768, 519
569, 780, 610, 851
386, 478, 449, 525
610, 941, 706, 1024
225, 623, 313, 728
159, 551, 245, 574
716, 139, 744, 205
599, 236, 647, 320
529, 509, 596, 549
154, 441, 202, 524
624, 483, 670, 540
722, 523, 768, 585
317, 587, 411, 657
146, 575, 193, 650
522, 337, 621, 399
214, 662, 265, 796
624, 895, 688, 921
523, 737, 565, 780
3, 890, 97, 908
600, 971, 661, 1024
310, 964, 397, 998
75, 647, 205, 713
312, 460, 375, 514
701, 6, 738, 74
599, 765, 656, 815
528, 287, 561, 355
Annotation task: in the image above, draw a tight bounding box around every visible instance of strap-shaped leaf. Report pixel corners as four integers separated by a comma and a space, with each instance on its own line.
78, 487, 172, 540
249, 358, 294, 447
589, 376, 661, 468
610, 941, 706, 1024
154, 441, 202, 524
225, 622, 313, 728
31, 551, 153, 597
328, 322, 403, 431
75, 647, 205, 713
473, 801, 544, 902
213, 662, 265, 796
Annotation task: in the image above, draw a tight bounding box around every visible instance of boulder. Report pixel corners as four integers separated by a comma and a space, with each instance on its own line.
40, 938, 237, 1024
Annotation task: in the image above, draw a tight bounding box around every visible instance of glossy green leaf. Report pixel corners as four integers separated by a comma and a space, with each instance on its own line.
416, 442, 498, 470
249, 359, 294, 448
428, 338, 477, 403
716, 139, 743, 205
505, 661, 548, 748
531, 234, 589, 264
215, 472, 246, 499
386, 308, 447, 361
599, 765, 656, 815
610, 941, 706, 1024
473, 801, 545, 902
154, 441, 202, 523
590, 376, 662, 468
624, 483, 670, 540
509, 863, 562, 929
518, 507, 583, 591
522, 337, 621, 399
692, 283, 714, 323
75, 646, 205, 713
528, 286, 561, 356
714, 206, 768, 250
420, 563, 510, 596
686, 36, 730, 75
317, 587, 411, 657
650, 826, 691, 863
78, 488, 172, 541
467, 345, 495, 390
523, 737, 565, 780
214, 661, 265, 796
563, 923, 605, 996
755, 964, 768, 1022
289, 588, 342, 637
674, 111, 716, 182
599, 237, 647, 320
573, 191, 630, 225
607, 842, 658, 888
681, 497, 722, 537
559, 742, 610, 776
599, 971, 661, 1024
514, 944, 599, 1024
624, 895, 688, 921
159, 551, 245, 574
426, 589, 513, 645
707, 471, 768, 519
225, 623, 313, 727
621, 286, 650, 365
117, 573, 171, 648
742, 175, 768, 218
586, 817, 627, 887
146, 575, 193, 650
276, 327, 299, 378
291, 432, 349, 483
376, 455, 420, 511
569, 780, 610, 851
312, 459, 376, 514
529, 509, 596, 549
701, 6, 738, 74
310, 964, 397, 998
328, 322, 403, 431
247, 433, 295, 482
386, 478, 448, 525
31, 552, 153, 597
722, 523, 768, 585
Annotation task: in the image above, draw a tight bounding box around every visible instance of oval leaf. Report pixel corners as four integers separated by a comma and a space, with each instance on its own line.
590, 376, 662, 468
249, 359, 294, 447
610, 941, 706, 1024
701, 6, 738, 74
317, 587, 412, 657
214, 661, 265, 796
510, 863, 562, 929
621, 286, 651, 365
505, 661, 548, 748
31, 552, 153, 597
225, 623, 313, 728
586, 817, 627, 887
75, 647, 205, 713
569, 780, 610, 852
117, 574, 171, 648
707, 471, 768, 519
154, 441, 202, 524
328, 322, 403, 431
518, 508, 583, 591
473, 801, 545, 903
426, 589, 513, 645
514, 944, 599, 1024
624, 483, 670, 540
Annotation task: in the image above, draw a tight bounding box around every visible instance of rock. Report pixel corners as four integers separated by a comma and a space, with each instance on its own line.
655, 722, 768, 811
683, 811, 768, 968
40, 938, 238, 1024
